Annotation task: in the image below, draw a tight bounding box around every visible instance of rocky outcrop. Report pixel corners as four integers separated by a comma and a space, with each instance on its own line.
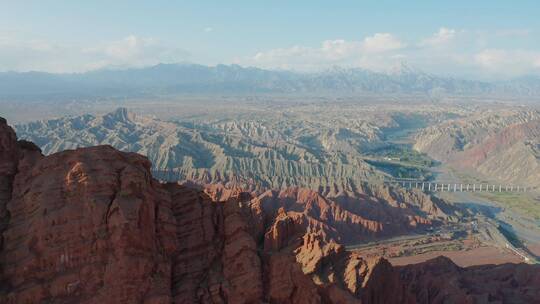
252, 186, 450, 246
1, 143, 178, 303
1, 117, 539, 303
0, 118, 20, 294
398, 256, 540, 303
162, 184, 222, 303
0, 118, 19, 242
165, 184, 263, 303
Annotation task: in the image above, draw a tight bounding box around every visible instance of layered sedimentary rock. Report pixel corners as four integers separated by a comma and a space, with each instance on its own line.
1, 144, 178, 303
0, 118, 20, 294
14, 108, 383, 192
414, 109, 540, 187
399, 256, 540, 303
165, 184, 263, 303
251, 185, 451, 245
17, 107, 456, 192
1, 117, 539, 304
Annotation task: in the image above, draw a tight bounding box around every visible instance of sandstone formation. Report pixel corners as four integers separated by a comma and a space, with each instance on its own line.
0, 117, 19, 250
250, 185, 451, 246
414, 109, 540, 188
399, 256, 540, 303
1, 117, 539, 303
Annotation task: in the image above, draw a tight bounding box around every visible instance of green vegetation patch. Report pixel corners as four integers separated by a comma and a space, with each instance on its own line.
365, 144, 437, 167
363, 143, 437, 179
479, 192, 540, 221
364, 159, 435, 180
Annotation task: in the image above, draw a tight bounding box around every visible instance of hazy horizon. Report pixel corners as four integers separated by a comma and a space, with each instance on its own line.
2, 1, 540, 81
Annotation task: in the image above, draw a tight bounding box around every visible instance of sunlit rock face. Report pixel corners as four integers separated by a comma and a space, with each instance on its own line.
414, 109, 540, 188
13, 107, 396, 191
0, 117, 539, 304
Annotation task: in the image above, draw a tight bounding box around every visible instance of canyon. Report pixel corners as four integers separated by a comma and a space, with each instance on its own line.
14, 105, 455, 191
1, 116, 539, 303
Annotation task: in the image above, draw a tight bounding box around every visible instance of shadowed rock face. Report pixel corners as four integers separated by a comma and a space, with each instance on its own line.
398, 256, 540, 303
0, 118, 20, 290
1, 117, 539, 304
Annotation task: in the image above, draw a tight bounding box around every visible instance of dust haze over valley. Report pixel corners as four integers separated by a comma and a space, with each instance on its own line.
2, 1, 540, 303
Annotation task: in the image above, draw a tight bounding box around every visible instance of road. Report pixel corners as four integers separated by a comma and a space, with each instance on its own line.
432, 165, 539, 263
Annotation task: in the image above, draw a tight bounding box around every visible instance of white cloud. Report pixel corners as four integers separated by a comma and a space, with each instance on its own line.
238, 27, 540, 79
204, 27, 213, 33
421, 27, 456, 47
362, 33, 405, 53
475, 49, 506, 68
244, 34, 405, 71
1, 28, 540, 79
0, 33, 189, 72
474, 49, 540, 76
321, 39, 360, 59
0, 34, 76, 72
88, 35, 157, 59
84, 35, 189, 69
249, 40, 363, 71
535, 57, 540, 68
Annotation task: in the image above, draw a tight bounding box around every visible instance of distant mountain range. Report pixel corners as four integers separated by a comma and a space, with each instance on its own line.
1, 63, 540, 99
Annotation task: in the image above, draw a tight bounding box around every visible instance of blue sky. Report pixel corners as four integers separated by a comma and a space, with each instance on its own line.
1, 1, 540, 79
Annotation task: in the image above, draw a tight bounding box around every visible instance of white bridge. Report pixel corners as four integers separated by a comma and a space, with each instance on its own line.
151, 168, 534, 193
387, 178, 533, 193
